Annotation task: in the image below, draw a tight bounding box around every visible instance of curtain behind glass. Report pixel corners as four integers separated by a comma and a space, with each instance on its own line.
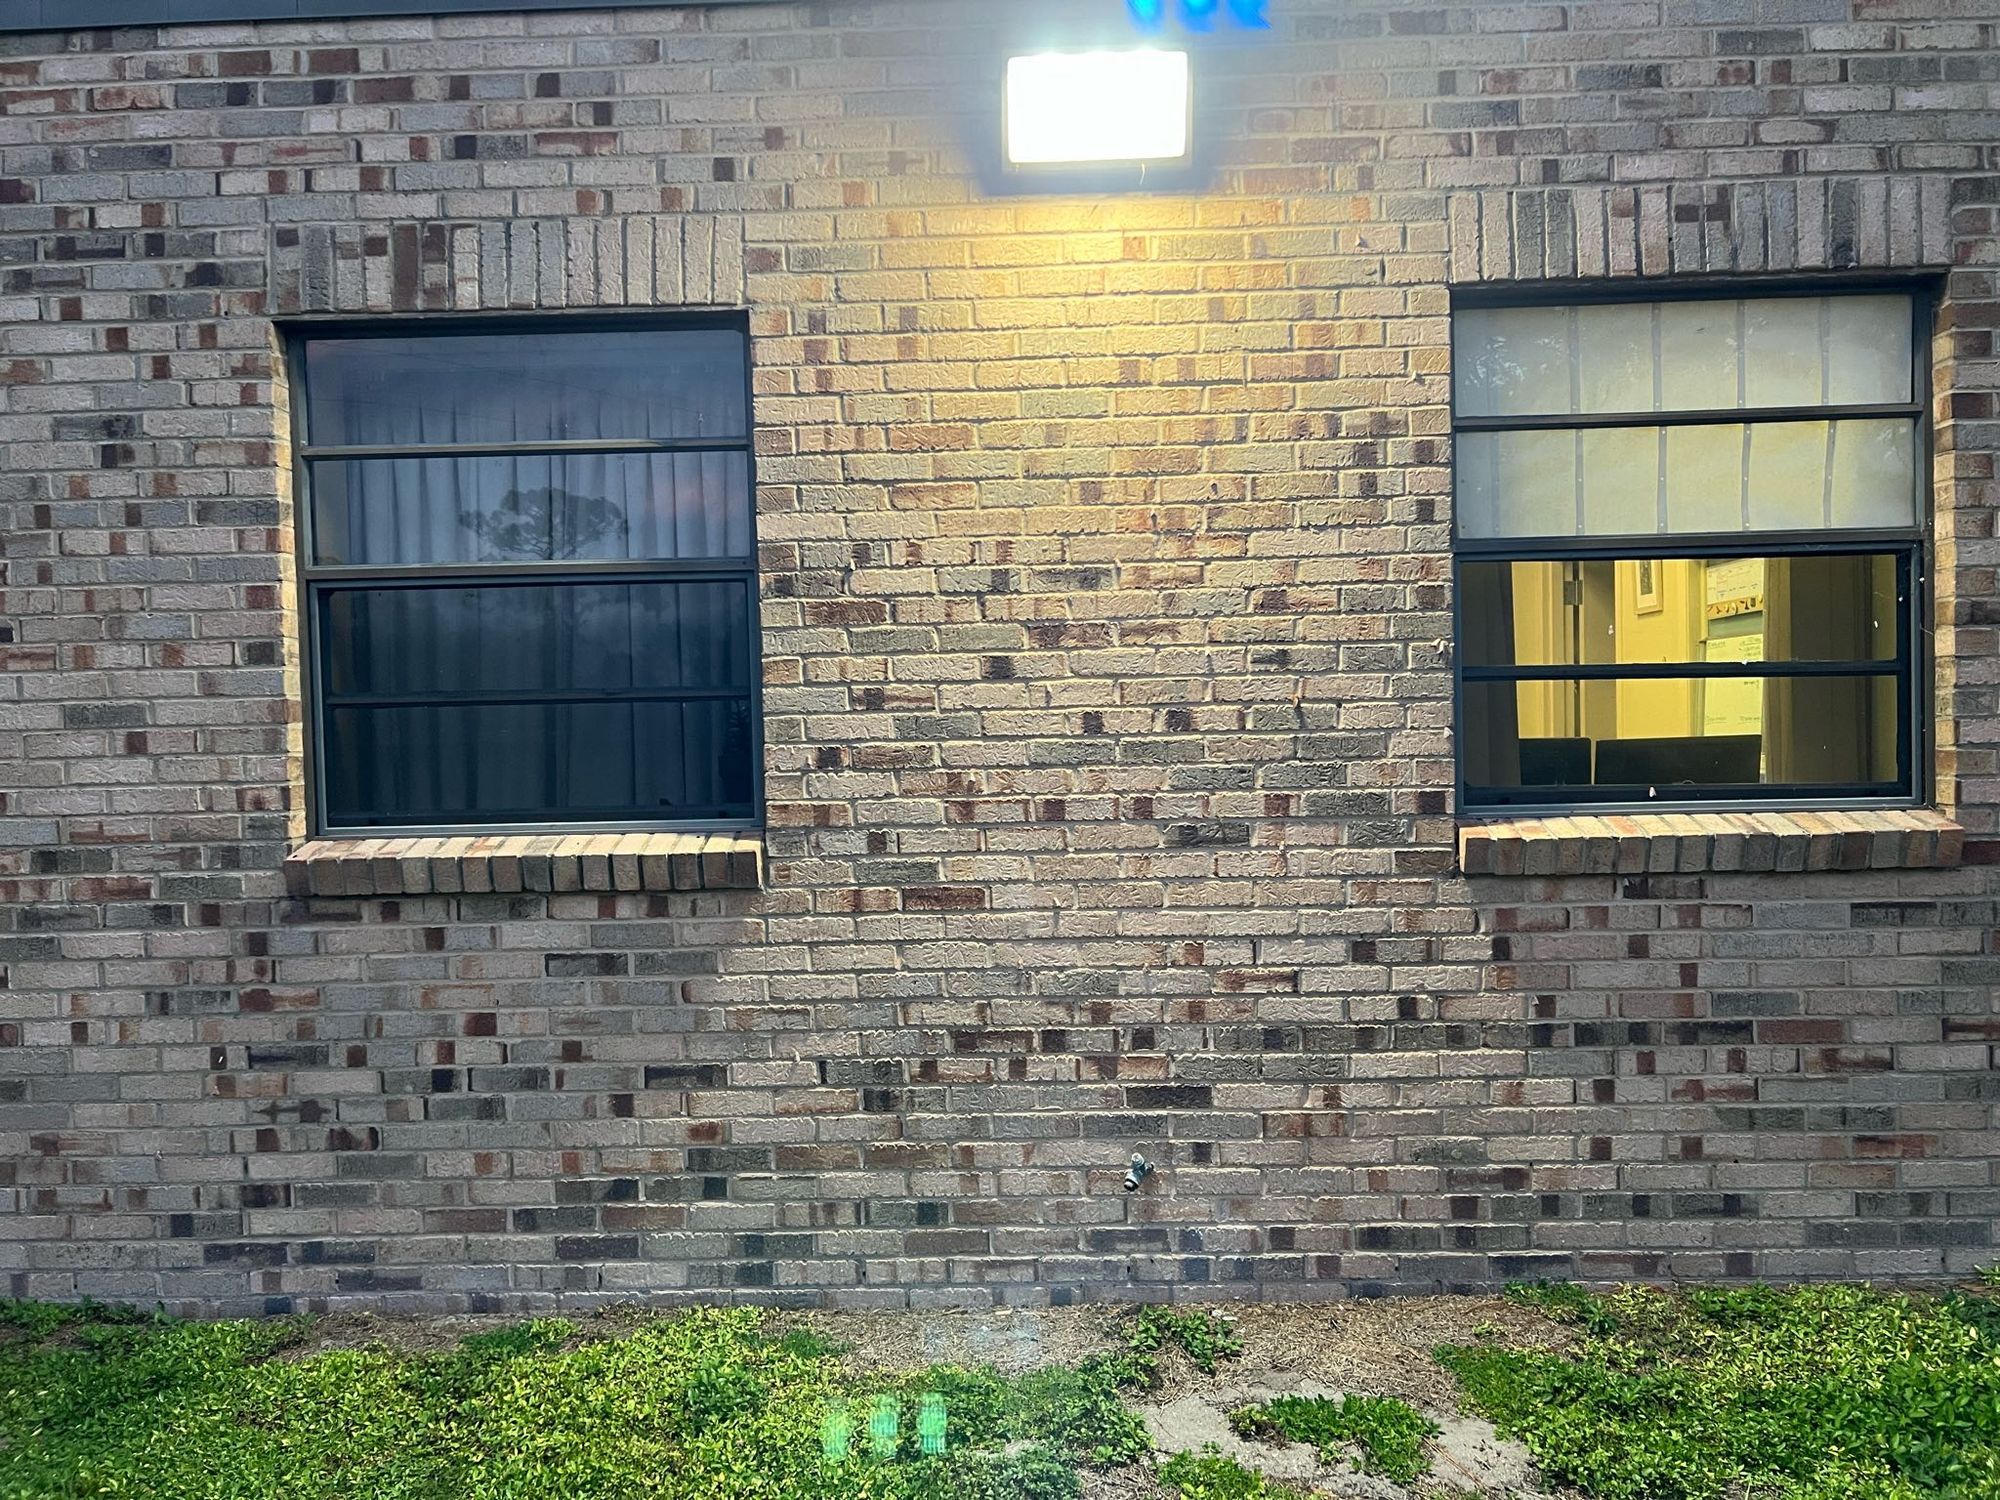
311, 451, 752, 566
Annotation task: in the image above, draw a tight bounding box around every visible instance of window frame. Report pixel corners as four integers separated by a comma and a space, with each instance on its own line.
1449, 277, 1934, 817
285, 310, 764, 839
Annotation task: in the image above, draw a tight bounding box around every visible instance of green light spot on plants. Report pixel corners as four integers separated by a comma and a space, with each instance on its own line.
819, 1401, 852, 1459
867, 1393, 900, 1457
918, 1392, 947, 1454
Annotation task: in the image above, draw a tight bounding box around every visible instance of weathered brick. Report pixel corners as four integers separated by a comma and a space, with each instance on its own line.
0, 0, 1994, 1318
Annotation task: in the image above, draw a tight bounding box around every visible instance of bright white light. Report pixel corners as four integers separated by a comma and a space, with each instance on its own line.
1004, 49, 1190, 168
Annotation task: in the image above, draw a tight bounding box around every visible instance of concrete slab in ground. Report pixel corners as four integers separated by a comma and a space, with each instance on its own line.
1136, 1376, 1547, 1499
1427, 1411, 1536, 1495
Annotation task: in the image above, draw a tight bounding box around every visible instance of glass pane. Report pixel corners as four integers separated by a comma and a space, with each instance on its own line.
304, 327, 748, 447
1827, 295, 1915, 405
321, 580, 753, 700
1457, 418, 1916, 538
1453, 304, 1571, 418
1576, 302, 1655, 413
1578, 426, 1658, 534
322, 699, 756, 827
1657, 299, 1738, 411
310, 451, 752, 566
1661, 423, 1744, 533
1743, 297, 1826, 408
1744, 421, 1830, 532
1456, 428, 1576, 539
1830, 419, 1921, 528
1455, 294, 1912, 418
1461, 555, 1901, 667
1463, 674, 1900, 796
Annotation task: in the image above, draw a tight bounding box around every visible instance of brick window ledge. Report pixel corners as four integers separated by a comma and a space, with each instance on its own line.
284, 831, 765, 897
1458, 809, 1963, 878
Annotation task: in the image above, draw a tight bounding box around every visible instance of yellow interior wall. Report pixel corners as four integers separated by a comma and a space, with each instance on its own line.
1608, 559, 1703, 739
1512, 563, 1570, 738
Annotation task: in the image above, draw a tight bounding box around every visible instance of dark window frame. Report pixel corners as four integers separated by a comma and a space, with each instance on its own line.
286, 311, 763, 838
1449, 277, 1934, 816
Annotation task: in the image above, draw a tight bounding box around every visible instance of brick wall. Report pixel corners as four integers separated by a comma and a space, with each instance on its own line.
2, 0, 1997, 1314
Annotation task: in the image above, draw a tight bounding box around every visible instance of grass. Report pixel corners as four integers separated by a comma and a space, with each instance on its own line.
1438, 1281, 2000, 1500
0, 1303, 1150, 1500
1228, 1393, 1437, 1486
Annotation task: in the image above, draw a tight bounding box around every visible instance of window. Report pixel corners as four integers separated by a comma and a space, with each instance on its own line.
293, 319, 759, 834
1452, 289, 1926, 812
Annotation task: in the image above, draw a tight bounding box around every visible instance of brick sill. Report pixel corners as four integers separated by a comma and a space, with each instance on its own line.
1458, 809, 1963, 878
284, 831, 764, 897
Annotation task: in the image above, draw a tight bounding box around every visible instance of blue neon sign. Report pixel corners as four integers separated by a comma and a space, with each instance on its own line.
1129, 0, 1268, 29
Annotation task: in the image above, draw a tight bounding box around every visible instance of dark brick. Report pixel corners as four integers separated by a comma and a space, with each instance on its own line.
554, 1235, 639, 1261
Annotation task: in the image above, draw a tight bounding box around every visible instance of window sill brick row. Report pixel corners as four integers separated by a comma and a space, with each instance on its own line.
1458, 808, 1962, 878
284, 831, 764, 897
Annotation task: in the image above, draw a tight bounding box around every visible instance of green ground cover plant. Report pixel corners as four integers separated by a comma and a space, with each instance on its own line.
1437, 1282, 2000, 1500
1124, 1305, 1243, 1375
1228, 1393, 1437, 1485
0, 1302, 1147, 1500
1155, 1448, 1309, 1500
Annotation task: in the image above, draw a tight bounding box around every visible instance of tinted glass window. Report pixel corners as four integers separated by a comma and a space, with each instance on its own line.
1463, 676, 1899, 798
304, 328, 748, 447
299, 322, 759, 832
310, 451, 752, 566
323, 701, 755, 827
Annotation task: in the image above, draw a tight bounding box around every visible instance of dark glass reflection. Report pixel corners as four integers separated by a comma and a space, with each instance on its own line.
318, 578, 756, 827
321, 580, 752, 700
304, 328, 748, 446
322, 700, 755, 827
309, 451, 752, 566
1464, 675, 1899, 797
1460, 555, 1899, 668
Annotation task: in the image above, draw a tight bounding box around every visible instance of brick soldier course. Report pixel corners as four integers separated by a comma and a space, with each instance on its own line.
1, 0, 1997, 1314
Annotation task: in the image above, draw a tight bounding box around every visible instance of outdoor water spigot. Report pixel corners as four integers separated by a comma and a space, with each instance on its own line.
1123, 1152, 1153, 1192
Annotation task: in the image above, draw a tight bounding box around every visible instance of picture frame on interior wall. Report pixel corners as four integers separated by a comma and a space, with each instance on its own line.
1634, 557, 1663, 615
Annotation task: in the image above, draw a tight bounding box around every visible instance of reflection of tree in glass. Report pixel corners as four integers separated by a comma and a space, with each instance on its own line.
459, 486, 626, 560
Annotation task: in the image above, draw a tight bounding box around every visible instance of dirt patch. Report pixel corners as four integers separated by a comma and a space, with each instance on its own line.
775, 1304, 1129, 1376
274, 1304, 665, 1360
1143, 1296, 1568, 1411
1084, 1464, 1170, 1500
777, 1294, 1564, 1395
1118, 1299, 1565, 1499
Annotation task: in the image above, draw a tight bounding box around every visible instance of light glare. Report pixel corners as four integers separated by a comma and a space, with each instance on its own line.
1004, 49, 1190, 167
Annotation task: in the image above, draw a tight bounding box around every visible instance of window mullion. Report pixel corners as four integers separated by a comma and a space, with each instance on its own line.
1451, 401, 1921, 433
